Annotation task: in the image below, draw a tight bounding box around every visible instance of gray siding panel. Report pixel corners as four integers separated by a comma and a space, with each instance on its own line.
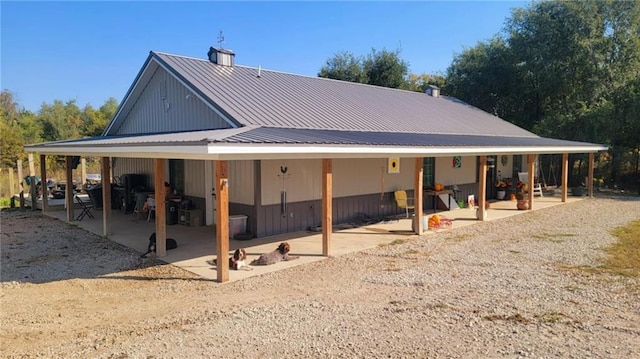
247, 192, 405, 238
115, 67, 231, 135
113, 158, 154, 188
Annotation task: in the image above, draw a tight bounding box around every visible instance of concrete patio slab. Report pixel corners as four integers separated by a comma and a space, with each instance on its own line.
40, 193, 583, 283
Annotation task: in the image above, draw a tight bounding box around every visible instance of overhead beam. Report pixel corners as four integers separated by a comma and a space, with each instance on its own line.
322, 159, 332, 256
215, 160, 230, 282
154, 159, 167, 256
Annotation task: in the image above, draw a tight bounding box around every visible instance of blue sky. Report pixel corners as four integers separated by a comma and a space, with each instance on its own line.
2, 1, 528, 113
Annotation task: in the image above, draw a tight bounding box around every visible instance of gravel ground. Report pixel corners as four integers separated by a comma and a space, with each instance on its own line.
1, 196, 639, 358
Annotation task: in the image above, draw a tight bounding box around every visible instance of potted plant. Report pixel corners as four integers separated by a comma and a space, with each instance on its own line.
495, 179, 508, 200
570, 178, 585, 196
515, 190, 529, 210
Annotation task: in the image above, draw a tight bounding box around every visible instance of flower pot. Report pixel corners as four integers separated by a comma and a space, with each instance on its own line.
510, 193, 516, 201
496, 190, 506, 200
571, 187, 584, 196
517, 199, 529, 210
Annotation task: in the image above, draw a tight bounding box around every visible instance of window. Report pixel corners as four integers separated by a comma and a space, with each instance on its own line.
422, 157, 435, 188
169, 159, 184, 194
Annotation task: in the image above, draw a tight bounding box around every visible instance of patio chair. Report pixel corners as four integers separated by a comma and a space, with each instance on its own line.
75, 195, 95, 220
518, 172, 544, 197
147, 197, 156, 222
394, 190, 415, 218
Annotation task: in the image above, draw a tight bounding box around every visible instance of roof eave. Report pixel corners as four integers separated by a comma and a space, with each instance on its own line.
24, 142, 608, 161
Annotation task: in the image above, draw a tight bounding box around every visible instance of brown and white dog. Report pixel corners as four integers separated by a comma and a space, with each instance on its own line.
229, 248, 252, 271
250, 242, 298, 265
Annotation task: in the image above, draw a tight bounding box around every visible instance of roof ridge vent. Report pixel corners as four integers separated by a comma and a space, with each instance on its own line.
425, 85, 440, 98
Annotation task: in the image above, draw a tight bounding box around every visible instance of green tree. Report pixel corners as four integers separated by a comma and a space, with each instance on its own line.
404, 73, 446, 93
318, 47, 411, 89
38, 100, 83, 142
444, 0, 640, 186
363, 48, 409, 89
0, 90, 26, 167
318, 51, 367, 83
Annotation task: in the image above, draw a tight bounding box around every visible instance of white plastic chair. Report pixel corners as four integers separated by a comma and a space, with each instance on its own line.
518, 172, 544, 197
147, 197, 156, 222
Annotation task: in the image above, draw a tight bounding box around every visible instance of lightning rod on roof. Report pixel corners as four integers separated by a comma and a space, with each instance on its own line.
217, 30, 225, 48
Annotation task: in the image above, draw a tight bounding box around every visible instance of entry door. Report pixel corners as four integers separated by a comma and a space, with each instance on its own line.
486, 156, 497, 200
205, 160, 216, 226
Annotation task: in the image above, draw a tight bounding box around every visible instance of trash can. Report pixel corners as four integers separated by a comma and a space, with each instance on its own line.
229, 215, 248, 238
166, 201, 179, 225
86, 184, 103, 209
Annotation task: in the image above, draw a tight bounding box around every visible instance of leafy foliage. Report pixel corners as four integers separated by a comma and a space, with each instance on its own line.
0, 89, 118, 169
444, 0, 640, 187
318, 47, 439, 91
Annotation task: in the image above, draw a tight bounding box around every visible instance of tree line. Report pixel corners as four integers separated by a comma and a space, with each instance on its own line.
1, 0, 638, 189
0, 91, 118, 169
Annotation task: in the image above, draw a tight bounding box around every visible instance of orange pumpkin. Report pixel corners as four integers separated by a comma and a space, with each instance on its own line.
434, 183, 444, 191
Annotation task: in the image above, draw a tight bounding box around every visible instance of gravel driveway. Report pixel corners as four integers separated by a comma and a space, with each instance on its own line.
1, 196, 639, 358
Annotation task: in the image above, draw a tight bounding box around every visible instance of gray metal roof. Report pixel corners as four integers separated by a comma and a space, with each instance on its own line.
29, 126, 600, 150
216, 127, 596, 148
152, 52, 537, 138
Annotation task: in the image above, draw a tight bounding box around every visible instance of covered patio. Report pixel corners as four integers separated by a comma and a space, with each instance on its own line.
43, 193, 583, 282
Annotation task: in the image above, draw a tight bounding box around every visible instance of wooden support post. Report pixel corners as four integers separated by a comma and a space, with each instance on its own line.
528, 154, 535, 210
587, 153, 594, 197
28, 153, 37, 211
561, 153, 569, 202
215, 160, 229, 283
154, 159, 167, 256
101, 157, 112, 236
322, 159, 333, 256
65, 156, 74, 221
414, 158, 424, 234
477, 156, 487, 221
8, 167, 15, 199
40, 154, 48, 212
17, 159, 24, 210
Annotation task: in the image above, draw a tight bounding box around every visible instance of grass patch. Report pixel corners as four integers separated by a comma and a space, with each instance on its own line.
483, 313, 529, 323
532, 232, 577, 242
379, 239, 409, 247
446, 234, 471, 241
0, 197, 11, 209
600, 220, 640, 278
534, 311, 577, 324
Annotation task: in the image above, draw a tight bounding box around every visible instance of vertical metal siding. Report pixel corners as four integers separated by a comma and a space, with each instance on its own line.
261, 159, 322, 205
115, 67, 232, 135
435, 156, 476, 186
333, 158, 414, 197
113, 158, 154, 188
229, 160, 255, 205
184, 159, 204, 197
